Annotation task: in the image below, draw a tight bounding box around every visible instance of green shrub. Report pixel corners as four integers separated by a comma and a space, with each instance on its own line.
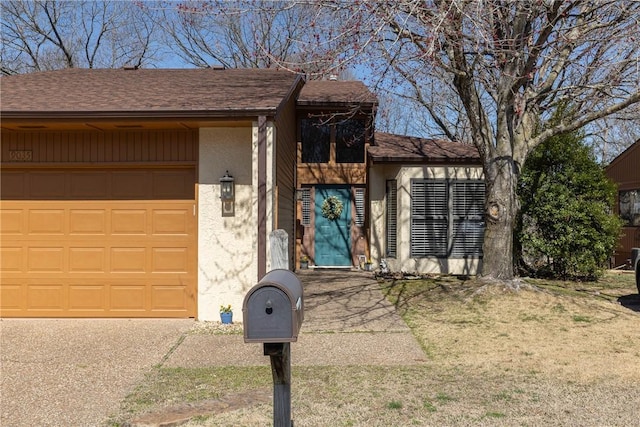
516, 130, 622, 280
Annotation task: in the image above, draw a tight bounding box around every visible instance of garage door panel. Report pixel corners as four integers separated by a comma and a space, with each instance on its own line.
152, 285, 189, 311
110, 285, 147, 311
29, 209, 65, 234
68, 285, 106, 311
152, 209, 190, 235
69, 209, 106, 234
69, 247, 105, 272
0, 282, 24, 312
152, 247, 189, 273
1, 167, 196, 318
111, 209, 147, 234
27, 284, 65, 311
111, 247, 147, 273
28, 247, 65, 272
1, 247, 23, 271
0, 209, 24, 234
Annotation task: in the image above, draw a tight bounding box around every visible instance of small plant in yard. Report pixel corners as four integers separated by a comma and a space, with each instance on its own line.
219, 304, 232, 314
572, 314, 592, 323
485, 411, 506, 419
387, 400, 403, 409
423, 400, 437, 412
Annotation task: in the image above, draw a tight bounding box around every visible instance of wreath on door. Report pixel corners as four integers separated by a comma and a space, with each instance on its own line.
321, 195, 344, 220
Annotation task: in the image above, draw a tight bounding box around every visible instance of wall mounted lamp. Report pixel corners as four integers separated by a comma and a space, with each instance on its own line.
219, 171, 235, 201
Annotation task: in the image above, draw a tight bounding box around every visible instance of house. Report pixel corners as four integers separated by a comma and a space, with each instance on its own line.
1, 68, 484, 320
605, 140, 640, 267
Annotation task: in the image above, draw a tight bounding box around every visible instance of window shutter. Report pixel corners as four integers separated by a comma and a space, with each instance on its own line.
301, 188, 311, 226
451, 181, 485, 256
386, 180, 397, 258
355, 188, 365, 226
411, 180, 447, 257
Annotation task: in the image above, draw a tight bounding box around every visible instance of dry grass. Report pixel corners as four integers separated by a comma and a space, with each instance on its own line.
110, 272, 640, 427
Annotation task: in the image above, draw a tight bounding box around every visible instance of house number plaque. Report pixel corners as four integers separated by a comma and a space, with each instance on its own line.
9, 150, 33, 161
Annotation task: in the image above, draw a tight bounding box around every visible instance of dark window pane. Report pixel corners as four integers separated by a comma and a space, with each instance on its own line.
336, 119, 365, 163
301, 118, 330, 163
619, 189, 640, 226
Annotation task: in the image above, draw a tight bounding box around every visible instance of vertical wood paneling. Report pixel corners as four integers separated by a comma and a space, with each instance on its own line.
1, 129, 198, 164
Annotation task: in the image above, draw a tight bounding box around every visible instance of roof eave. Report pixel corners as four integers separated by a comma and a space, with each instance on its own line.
297, 100, 378, 108
0, 109, 279, 121
369, 155, 482, 164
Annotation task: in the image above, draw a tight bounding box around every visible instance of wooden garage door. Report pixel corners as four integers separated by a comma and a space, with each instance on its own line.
0, 168, 196, 318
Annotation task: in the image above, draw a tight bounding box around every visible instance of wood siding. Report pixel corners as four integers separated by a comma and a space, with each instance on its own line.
274, 95, 298, 269
1, 129, 198, 165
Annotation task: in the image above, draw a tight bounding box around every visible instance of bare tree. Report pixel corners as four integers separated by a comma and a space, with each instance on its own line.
588, 103, 640, 164
146, 0, 338, 73
1, 0, 160, 73
164, 0, 639, 281
320, 0, 640, 282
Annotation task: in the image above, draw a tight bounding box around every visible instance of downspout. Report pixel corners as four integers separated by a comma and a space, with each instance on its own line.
258, 115, 267, 280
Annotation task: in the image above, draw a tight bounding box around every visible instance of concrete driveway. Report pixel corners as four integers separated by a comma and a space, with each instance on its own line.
1, 270, 425, 427
0, 318, 193, 427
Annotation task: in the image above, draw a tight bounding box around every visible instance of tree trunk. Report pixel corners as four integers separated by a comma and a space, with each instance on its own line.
481, 157, 520, 281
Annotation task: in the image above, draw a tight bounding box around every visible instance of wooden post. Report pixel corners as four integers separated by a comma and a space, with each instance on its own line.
264, 343, 292, 427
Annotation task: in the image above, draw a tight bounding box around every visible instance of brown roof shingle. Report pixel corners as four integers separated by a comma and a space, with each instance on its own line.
370, 132, 481, 163
298, 80, 377, 106
0, 68, 302, 118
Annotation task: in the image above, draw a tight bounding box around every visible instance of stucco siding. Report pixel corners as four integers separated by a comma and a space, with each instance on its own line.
370, 164, 484, 275
198, 127, 256, 321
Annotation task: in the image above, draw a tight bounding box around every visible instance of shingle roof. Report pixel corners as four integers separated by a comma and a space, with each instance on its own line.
369, 132, 481, 163
298, 80, 377, 106
0, 68, 302, 118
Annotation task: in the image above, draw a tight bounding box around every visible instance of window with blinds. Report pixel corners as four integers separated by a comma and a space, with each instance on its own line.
386, 180, 397, 258
355, 188, 365, 226
410, 179, 485, 258
301, 188, 311, 226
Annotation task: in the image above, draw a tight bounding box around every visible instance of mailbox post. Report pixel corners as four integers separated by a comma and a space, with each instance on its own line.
243, 269, 304, 427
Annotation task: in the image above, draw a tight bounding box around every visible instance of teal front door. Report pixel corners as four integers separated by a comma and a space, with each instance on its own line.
314, 186, 352, 266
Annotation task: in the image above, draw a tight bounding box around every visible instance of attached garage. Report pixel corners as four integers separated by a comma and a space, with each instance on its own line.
1, 130, 198, 317
1, 67, 303, 320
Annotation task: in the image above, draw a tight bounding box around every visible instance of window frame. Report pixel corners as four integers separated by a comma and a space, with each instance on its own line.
299, 116, 367, 164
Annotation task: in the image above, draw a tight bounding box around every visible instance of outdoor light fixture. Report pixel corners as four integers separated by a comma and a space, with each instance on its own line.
219, 171, 235, 201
